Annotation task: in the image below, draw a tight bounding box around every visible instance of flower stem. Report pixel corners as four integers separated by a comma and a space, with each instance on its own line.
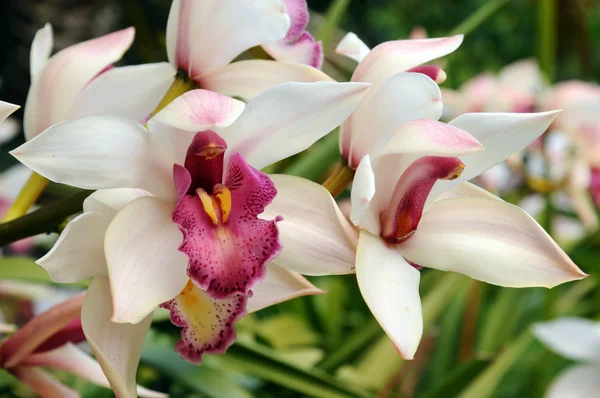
2, 172, 49, 223
148, 69, 198, 120
321, 161, 355, 198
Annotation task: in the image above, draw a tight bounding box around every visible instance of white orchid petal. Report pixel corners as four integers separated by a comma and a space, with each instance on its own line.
11, 116, 176, 201
336, 32, 370, 63
83, 188, 152, 221
261, 174, 357, 275
0, 101, 19, 124
546, 365, 600, 398
166, 0, 289, 78
37, 213, 109, 283
356, 230, 422, 359
399, 197, 586, 288
72, 63, 176, 123
219, 81, 370, 170
104, 197, 188, 324
350, 155, 376, 228
30, 23, 54, 79
200, 60, 333, 102
532, 317, 600, 362
82, 276, 154, 398
247, 263, 324, 313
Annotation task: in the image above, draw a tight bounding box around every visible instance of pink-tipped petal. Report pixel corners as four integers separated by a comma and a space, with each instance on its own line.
247, 264, 325, 313
174, 153, 281, 299
82, 276, 155, 398
24, 27, 135, 140
71, 63, 176, 123
161, 280, 247, 364
1, 293, 84, 368
356, 230, 423, 360
406, 65, 447, 84
281, 0, 309, 42
261, 174, 357, 275
398, 197, 587, 288
11, 367, 78, 398
150, 89, 245, 132
263, 32, 324, 69
219, 81, 370, 170
380, 156, 465, 243
33, 319, 85, 354
166, 0, 289, 78
105, 197, 189, 324
200, 60, 333, 102
351, 35, 463, 86
336, 32, 370, 63
29, 23, 54, 79
344, 73, 443, 167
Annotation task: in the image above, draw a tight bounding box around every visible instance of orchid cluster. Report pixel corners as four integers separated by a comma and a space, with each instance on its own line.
0, 0, 589, 397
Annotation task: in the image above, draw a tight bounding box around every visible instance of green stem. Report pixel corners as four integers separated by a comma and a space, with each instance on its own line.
538, 0, 557, 82
321, 162, 356, 198
0, 190, 92, 247
315, 0, 351, 51
449, 0, 511, 36
148, 70, 198, 120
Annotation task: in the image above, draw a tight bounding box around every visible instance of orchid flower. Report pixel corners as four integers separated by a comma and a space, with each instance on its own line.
0, 294, 164, 398
533, 317, 600, 398
261, 0, 324, 68
25, 24, 174, 140
442, 59, 545, 119
165, 0, 327, 101
11, 81, 367, 395
334, 31, 462, 168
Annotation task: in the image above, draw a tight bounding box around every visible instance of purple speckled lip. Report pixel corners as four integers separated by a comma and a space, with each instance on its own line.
163, 130, 282, 363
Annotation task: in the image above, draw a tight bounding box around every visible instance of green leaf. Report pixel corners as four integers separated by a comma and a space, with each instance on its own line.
256, 315, 320, 348
0, 256, 87, 288
315, 0, 351, 51
420, 360, 489, 398
477, 288, 523, 357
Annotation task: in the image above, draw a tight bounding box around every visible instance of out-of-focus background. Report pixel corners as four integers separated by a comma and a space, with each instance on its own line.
1, 0, 600, 397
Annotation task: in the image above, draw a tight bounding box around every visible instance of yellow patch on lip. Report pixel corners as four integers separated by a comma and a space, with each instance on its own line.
213, 184, 231, 223
196, 185, 232, 225
444, 163, 465, 180
197, 188, 219, 224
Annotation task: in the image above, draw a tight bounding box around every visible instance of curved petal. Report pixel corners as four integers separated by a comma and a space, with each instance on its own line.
219, 81, 370, 170
532, 317, 600, 362
82, 276, 153, 398
356, 230, 422, 359
24, 27, 135, 140
351, 35, 463, 86
149, 89, 245, 132
72, 63, 176, 123
83, 188, 152, 221
200, 60, 333, 101
37, 212, 109, 283
336, 32, 370, 63
262, 32, 323, 69
104, 197, 189, 323
247, 263, 324, 313
161, 281, 247, 364
438, 182, 501, 201
0, 117, 20, 145
546, 365, 600, 398
1, 293, 84, 368
261, 174, 357, 275
350, 155, 377, 229
30, 23, 54, 79
11, 116, 176, 201
10, 368, 78, 398
166, 0, 289, 78
344, 72, 444, 166
0, 101, 19, 124
427, 111, 559, 203
398, 197, 586, 288
21, 343, 166, 397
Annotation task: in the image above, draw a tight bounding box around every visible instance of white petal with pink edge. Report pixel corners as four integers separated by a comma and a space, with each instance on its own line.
398, 197, 586, 288
247, 263, 324, 313
29, 23, 54, 80
261, 174, 357, 275
532, 317, 600, 363
166, 0, 289, 79
149, 89, 245, 132
262, 33, 323, 69
72, 63, 176, 123
345, 72, 444, 166
37, 212, 109, 283
336, 32, 370, 63
104, 196, 189, 324
82, 276, 155, 398
24, 27, 135, 140
200, 60, 333, 102
351, 35, 463, 86
11, 116, 176, 201
218, 81, 370, 170
356, 230, 422, 359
